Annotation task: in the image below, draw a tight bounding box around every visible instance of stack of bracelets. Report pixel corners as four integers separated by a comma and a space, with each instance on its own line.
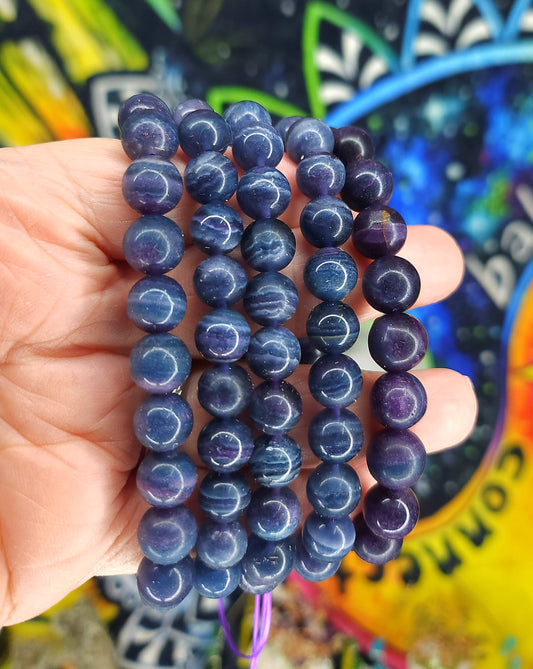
118, 93, 428, 658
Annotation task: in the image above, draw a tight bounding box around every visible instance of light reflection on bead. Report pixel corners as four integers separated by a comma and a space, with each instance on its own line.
193, 255, 247, 307
179, 109, 231, 157
368, 313, 428, 372
366, 428, 426, 489
308, 353, 363, 408
249, 433, 302, 487
294, 536, 341, 582
299, 195, 353, 248
353, 515, 403, 565
184, 151, 238, 204
196, 519, 247, 568
237, 166, 291, 219
296, 153, 345, 197
307, 462, 361, 518
308, 408, 363, 463
240, 535, 295, 594
130, 333, 191, 393
197, 418, 254, 472
138, 506, 197, 565
127, 275, 186, 332
199, 472, 251, 523
363, 484, 419, 539
190, 202, 243, 255
232, 123, 284, 169
123, 215, 185, 275
134, 393, 193, 451
247, 326, 301, 380
136, 450, 197, 507
302, 512, 355, 561
193, 560, 241, 598
306, 301, 360, 354
197, 363, 252, 418
249, 380, 302, 434
137, 556, 193, 609
247, 487, 300, 541
304, 247, 358, 301
122, 157, 183, 215
195, 308, 250, 363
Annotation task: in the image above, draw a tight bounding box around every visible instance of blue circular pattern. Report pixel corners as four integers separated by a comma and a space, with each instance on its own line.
249, 380, 302, 434
121, 110, 179, 160
184, 151, 238, 204
123, 215, 184, 275
240, 217, 296, 271
232, 123, 284, 169
223, 100, 272, 134
286, 117, 335, 161
304, 247, 358, 301
307, 462, 362, 518
300, 195, 353, 248
308, 353, 363, 408
122, 157, 183, 215
247, 326, 301, 380
137, 556, 194, 609
130, 333, 191, 393
237, 166, 291, 219
193, 255, 247, 307
190, 202, 243, 255
308, 407, 363, 463
127, 275, 186, 332
197, 418, 254, 472
136, 450, 197, 507
197, 363, 252, 418
302, 512, 355, 561
195, 308, 251, 363
296, 153, 345, 197
306, 300, 360, 354
196, 519, 247, 568
193, 560, 241, 599
138, 505, 197, 565
247, 487, 300, 541
249, 433, 302, 487
199, 472, 251, 523
240, 535, 295, 594
243, 271, 298, 326
179, 109, 231, 157
134, 393, 193, 451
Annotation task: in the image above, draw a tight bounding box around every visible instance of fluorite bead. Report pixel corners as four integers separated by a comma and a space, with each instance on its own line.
307, 462, 361, 518
130, 333, 191, 393
368, 313, 428, 372
240, 218, 296, 271
308, 408, 363, 463
308, 354, 363, 408
240, 535, 295, 594
232, 123, 284, 169
247, 487, 300, 541
197, 418, 254, 472
195, 308, 250, 363
121, 111, 179, 160
118, 93, 172, 128
352, 515, 403, 565
249, 433, 302, 487
197, 363, 252, 418
306, 301, 360, 354
223, 100, 272, 134
294, 536, 341, 582
352, 204, 407, 258
304, 247, 358, 301
243, 271, 298, 326
296, 153, 345, 198
178, 109, 231, 157
136, 450, 197, 507
366, 428, 427, 489
193, 255, 247, 307
370, 372, 427, 429
285, 117, 335, 162
196, 519, 247, 568
123, 215, 184, 275
193, 560, 241, 599
342, 159, 394, 212
134, 393, 193, 451
299, 195, 353, 248
302, 512, 355, 561
122, 157, 183, 215
363, 255, 420, 313
190, 202, 243, 255
237, 166, 291, 219
249, 380, 302, 434
137, 556, 193, 609
173, 98, 212, 127
127, 275, 187, 332
184, 151, 237, 204
363, 484, 419, 539
276, 115, 302, 143
332, 125, 375, 165
137, 506, 197, 565
247, 326, 300, 380
199, 472, 251, 523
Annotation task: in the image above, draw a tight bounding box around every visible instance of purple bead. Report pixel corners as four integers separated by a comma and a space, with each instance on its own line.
184, 151, 237, 204
366, 428, 426, 489
134, 393, 193, 452
276, 115, 302, 144
195, 308, 250, 363
306, 301, 360, 354
136, 450, 197, 507
193, 255, 247, 307
243, 271, 298, 327
123, 215, 184, 275
247, 326, 300, 380
352, 205, 407, 258
197, 418, 253, 472
197, 363, 252, 418
368, 313, 428, 372
178, 109, 231, 157
302, 512, 355, 561
363, 484, 419, 539
363, 255, 420, 313
199, 472, 251, 523
293, 536, 341, 582
196, 520, 247, 568
308, 408, 363, 463
342, 159, 393, 212
307, 462, 361, 518
247, 487, 300, 541
296, 153, 345, 197
371, 372, 427, 429
240, 535, 295, 594
130, 333, 191, 393
232, 123, 284, 169
190, 202, 243, 255
304, 247, 358, 301
193, 560, 241, 598
127, 275, 186, 332
249, 433, 302, 487
138, 506, 197, 565
118, 93, 172, 128
173, 98, 212, 127
137, 556, 193, 609
249, 380, 302, 435
332, 125, 375, 165
286, 118, 335, 162
308, 354, 363, 408
237, 166, 291, 219
353, 515, 403, 565
121, 111, 179, 160
241, 218, 296, 272
223, 100, 272, 134
122, 157, 183, 215
299, 195, 353, 248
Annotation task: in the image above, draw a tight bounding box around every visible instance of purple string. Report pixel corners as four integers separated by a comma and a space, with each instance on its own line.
218, 593, 272, 667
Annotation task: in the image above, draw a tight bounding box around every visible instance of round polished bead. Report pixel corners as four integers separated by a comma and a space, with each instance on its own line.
249, 433, 302, 487
332, 125, 375, 165
179, 109, 231, 157
232, 123, 284, 169
122, 157, 183, 215
363, 255, 420, 313
286, 117, 335, 162
300, 195, 353, 248
366, 428, 426, 489
342, 159, 393, 212
299, 337, 323, 365
371, 372, 427, 429
184, 151, 237, 204
138, 506, 197, 565
368, 313, 428, 372
195, 308, 250, 362
294, 536, 341, 582
302, 512, 355, 561
240, 535, 295, 594
296, 153, 345, 197
127, 275, 186, 332
306, 301, 360, 354
353, 515, 403, 565
123, 215, 184, 275
130, 333, 191, 393
363, 484, 419, 539
190, 202, 243, 255
223, 100, 271, 134
309, 354, 363, 408
197, 363, 252, 418
247, 487, 300, 541
173, 98, 212, 127
197, 418, 254, 473
134, 393, 193, 451
304, 247, 358, 301
118, 93, 172, 128
193, 560, 241, 599
196, 520, 247, 568
199, 472, 251, 523
136, 450, 197, 507
243, 272, 298, 326
241, 218, 296, 271
137, 556, 193, 609
237, 167, 291, 219
308, 408, 363, 463
352, 204, 407, 258
276, 115, 302, 144
247, 326, 300, 380
249, 380, 302, 434
307, 463, 361, 518
121, 111, 179, 160
193, 255, 247, 307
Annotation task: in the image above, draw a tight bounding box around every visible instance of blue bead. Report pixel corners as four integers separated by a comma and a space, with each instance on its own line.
307, 463, 361, 518
118, 93, 172, 128
308, 354, 363, 408
197, 363, 252, 418
173, 98, 212, 127
249, 380, 302, 434
249, 434, 302, 487
332, 125, 375, 164
296, 153, 345, 197
195, 308, 250, 362
304, 247, 358, 301
240, 535, 295, 594
352, 205, 407, 258
302, 512, 355, 561
240, 218, 296, 271
232, 123, 284, 169
123, 215, 184, 275
275, 116, 302, 145
247, 487, 300, 541
184, 151, 237, 204
127, 275, 186, 332
342, 159, 394, 212
138, 506, 197, 565
353, 515, 403, 565
223, 100, 271, 134
243, 271, 298, 326
366, 428, 426, 489
306, 301, 360, 354
193, 255, 247, 307
137, 556, 193, 609
293, 536, 341, 582
130, 333, 191, 393
300, 195, 353, 248
193, 560, 241, 598
136, 450, 197, 507
368, 313, 428, 372
237, 167, 291, 219
179, 109, 231, 157
122, 157, 183, 215
370, 372, 427, 429
199, 472, 251, 523
286, 117, 335, 162
197, 418, 253, 472
134, 393, 193, 451
247, 326, 300, 380
121, 111, 179, 160
308, 408, 363, 463
363, 485, 419, 540
196, 520, 247, 568
190, 202, 243, 255
362, 255, 420, 313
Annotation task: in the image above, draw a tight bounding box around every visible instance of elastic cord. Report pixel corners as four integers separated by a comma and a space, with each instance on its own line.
218, 593, 272, 666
